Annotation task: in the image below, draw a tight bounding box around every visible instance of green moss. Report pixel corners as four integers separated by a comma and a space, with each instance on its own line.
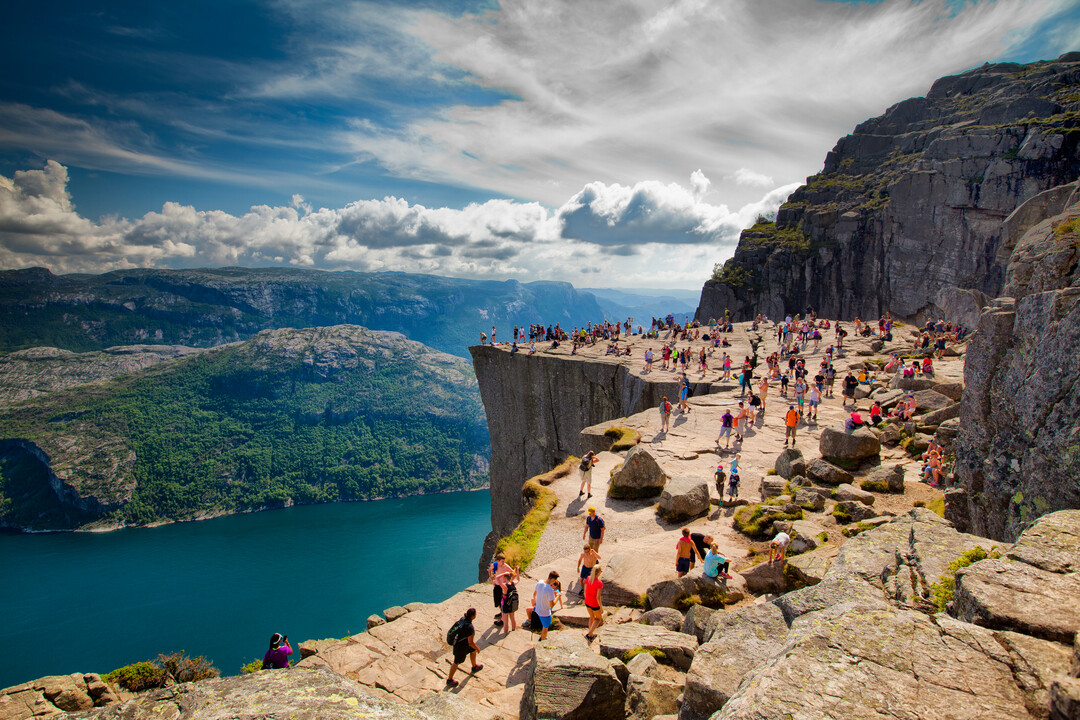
734, 503, 802, 539
495, 459, 566, 570
859, 480, 889, 493
832, 504, 853, 524
766, 468, 778, 476
816, 531, 830, 543
841, 521, 877, 538
605, 425, 642, 452
925, 497, 945, 518
1054, 217, 1080, 236
622, 647, 670, 664
929, 546, 1001, 612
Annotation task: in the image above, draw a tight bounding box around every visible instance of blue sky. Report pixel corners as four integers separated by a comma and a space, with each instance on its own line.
0, 0, 1077, 287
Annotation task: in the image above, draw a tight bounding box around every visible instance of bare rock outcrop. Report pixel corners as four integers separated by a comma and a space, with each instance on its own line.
697, 55, 1080, 323
520, 633, 625, 720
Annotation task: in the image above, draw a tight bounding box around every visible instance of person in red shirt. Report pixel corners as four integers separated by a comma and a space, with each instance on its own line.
583, 566, 604, 641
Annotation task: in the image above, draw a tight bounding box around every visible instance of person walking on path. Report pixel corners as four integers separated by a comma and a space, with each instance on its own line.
659, 396, 673, 432
262, 633, 293, 669
679, 374, 692, 413
583, 566, 605, 641
714, 463, 726, 500
583, 506, 606, 550
784, 404, 799, 446
445, 608, 482, 687
807, 385, 821, 423
716, 408, 735, 450
676, 527, 703, 577
577, 451, 598, 499
735, 401, 749, 442
575, 544, 601, 595
531, 572, 559, 640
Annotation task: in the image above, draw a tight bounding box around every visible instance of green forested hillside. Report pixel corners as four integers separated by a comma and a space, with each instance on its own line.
0, 326, 488, 530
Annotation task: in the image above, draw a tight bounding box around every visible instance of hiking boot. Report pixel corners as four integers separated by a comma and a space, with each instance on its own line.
445, 679, 459, 688
471, 665, 484, 673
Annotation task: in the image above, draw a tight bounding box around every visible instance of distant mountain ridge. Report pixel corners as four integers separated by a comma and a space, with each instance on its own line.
0, 266, 609, 357
0, 325, 488, 531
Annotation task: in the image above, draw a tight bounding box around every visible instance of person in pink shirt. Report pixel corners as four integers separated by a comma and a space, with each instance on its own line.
262, 633, 293, 669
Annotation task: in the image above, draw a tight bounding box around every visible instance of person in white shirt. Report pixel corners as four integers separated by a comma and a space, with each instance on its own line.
531, 571, 559, 640
769, 531, 791, 564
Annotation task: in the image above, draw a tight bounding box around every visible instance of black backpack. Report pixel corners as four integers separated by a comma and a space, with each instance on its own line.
446, 617, 467, 646
502, 584, 519, 613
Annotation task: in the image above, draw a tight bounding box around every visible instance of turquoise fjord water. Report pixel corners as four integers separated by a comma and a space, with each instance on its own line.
0, 490, 491, 690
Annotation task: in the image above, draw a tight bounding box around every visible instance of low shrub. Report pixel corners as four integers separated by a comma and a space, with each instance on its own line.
832, 504, 853, 523
604, 425, 641, 452
241, 659, 264, 674
860, 480, 889, 493
157, 651, 219, 684
105, 661, 168, 692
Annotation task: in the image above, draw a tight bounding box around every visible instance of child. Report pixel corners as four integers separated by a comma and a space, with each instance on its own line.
551, 579, 565, 611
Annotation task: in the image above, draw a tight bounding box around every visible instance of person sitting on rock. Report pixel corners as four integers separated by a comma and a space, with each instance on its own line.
262, 633, 293, 669
898, 393, 917, 421
922, 356, 934, 375
869, 401, 883, 425
704, 543, 731, 580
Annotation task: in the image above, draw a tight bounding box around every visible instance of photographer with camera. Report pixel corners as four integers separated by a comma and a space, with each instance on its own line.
262, 632, 293, 669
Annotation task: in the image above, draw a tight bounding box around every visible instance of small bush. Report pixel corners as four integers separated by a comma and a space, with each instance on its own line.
676, 594, 703, 610
925, 497, 945, 518
913, 500, 926, 508
765, 468, 778, 476
860, 480, 889, 493
105, 661, 168, 692
156, 651, 219, 684
241, 659, 264, 674
604, 425, 641, 452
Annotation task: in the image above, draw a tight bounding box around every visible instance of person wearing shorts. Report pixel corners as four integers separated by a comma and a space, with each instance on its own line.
807, 386, 821, 422
583, 566, 604, 641
784, 405, 799, 446
583, 507, 605, 550
446, 608, 482, 687
576, 544, 600, 595
769, 532, 791, 564
675, 527, 702, 577
717, 409, 735, 450
531, 572, 559, 640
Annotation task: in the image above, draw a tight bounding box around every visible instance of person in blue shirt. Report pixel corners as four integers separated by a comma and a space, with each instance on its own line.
583, 506, 605, 550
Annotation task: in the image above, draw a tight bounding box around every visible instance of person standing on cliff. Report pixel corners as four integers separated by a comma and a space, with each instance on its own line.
659, 396, 672, 432
842, 372, 858, 407
583, 506, 606, 550
531, 572, 559, 640
488, 553, 512, 624
578, 451, 598, 498
445, 608, 482, 687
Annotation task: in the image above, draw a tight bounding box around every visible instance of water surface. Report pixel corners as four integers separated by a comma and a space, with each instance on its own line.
1, 491, 490, 689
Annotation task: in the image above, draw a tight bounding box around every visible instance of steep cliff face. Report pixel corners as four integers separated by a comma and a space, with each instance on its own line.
698, 53, 1080, 323
470, 345, 715, 571
949, 186, 1080, 540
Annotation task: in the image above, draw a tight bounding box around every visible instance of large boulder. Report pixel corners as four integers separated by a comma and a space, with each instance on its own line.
682, 603, 788, 720
862, 464, 905, 493
834, 483, 876, 506
596, 622, 699, 671
772, 570, 887, 624
521, 632, 626, 720
681, 604, 718, 644
912, 389, 954, 414
805, 457, 854, 485
794, 487, 825, 512
625, 674, 681, 720
774, 448, 806, 479
610, 446, 670, 498
819, 426, 881, 463
784, 543, 840, 590
832, 500, 878, 524
640, 607, 685, 632
646, 568, 748, 610
740, 560, 787, 595
657, 477, 711, 522
953, 510, 1080, 643
603, 535, 679, 606
759, 476, 788, 500
920, 402, 961, 426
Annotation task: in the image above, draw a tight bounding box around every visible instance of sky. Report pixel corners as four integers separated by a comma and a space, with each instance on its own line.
0, 0, 1078, 289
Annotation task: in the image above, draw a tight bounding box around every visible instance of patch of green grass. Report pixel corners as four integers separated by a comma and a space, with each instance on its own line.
1054, 217, 1080, 236
860, 480, 889, 493
816, 531, 830, 543
832, 504, 853, 524
766, 468, 778, 476
929, 546, 1001, 612
105, 661, 168, 692
622, 647, 670, 664
734, 503, 802, 539
495, 459, 567, 570
605, 425, 642, 452
925, 497, 945, 518
841, 521, 877, 538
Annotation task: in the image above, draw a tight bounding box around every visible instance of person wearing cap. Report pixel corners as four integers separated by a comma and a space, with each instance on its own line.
262, 633, 293, 669
583, 506, 605, 550
784, 404, 799, 446
713, 463, 726, 500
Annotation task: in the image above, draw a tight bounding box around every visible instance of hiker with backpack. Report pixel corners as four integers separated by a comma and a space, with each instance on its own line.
577, 451, 598, 499
659, 396, 673, 432
261, 633, 293, 669
445, 608, 482, 687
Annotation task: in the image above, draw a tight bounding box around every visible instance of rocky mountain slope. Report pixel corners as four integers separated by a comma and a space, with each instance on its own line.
698, 52, 1080, 322
0, 267, 606, 357
0, 325, 488, 531
949, 182, 1080, 540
